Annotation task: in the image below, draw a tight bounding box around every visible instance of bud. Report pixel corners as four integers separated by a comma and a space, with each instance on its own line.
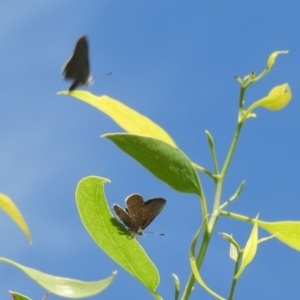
266, 51, 288, 71
241, 83, 292, 122
256, 83, 292, 111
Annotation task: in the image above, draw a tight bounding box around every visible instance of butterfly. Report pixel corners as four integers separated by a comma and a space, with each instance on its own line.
113, 194, 166, 236
62, 35, 93, 91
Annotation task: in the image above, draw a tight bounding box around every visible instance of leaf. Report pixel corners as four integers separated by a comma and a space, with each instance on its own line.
235, 215, 259, 279
103, 133, 201, 195
230, 243, 238, 262
220, 233, 240, 261
258, 220, 300, 251
9, 291, 31, 300
58, 92, 176, 147
1, 258, 116, 298
0, 193, 31, 243
76, 176, 162, 297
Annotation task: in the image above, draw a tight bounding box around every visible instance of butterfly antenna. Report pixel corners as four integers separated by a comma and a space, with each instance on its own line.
144, 231, 165, 236
93, 70, 113, 80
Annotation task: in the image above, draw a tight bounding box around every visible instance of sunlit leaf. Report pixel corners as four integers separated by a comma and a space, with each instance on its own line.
235, 215, 259, 279
0, 193, 31, 243
58, 91, 176, 147
1, 258, 116, 298
258, 220, 300, 251
103, 133, 201, 195
9, 291, 31, 300
76, 176, 162, 297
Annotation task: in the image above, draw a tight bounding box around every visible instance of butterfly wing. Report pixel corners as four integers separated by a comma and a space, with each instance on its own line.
113, 204, 135, 230
141, 198, 166, 230
62, 36, 90, 91
125, 194, 144, 234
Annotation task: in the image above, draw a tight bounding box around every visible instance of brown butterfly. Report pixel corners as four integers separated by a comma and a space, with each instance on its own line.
113, 194, 166, 236
62, 35, 93, 91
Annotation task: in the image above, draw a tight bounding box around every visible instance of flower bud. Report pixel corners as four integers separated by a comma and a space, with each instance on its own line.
266, 51, 288, 71
257, 83, 292, 111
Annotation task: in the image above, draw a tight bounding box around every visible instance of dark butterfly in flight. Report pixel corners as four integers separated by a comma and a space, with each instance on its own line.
62, 35, 93, 91
113, 194, 166, 236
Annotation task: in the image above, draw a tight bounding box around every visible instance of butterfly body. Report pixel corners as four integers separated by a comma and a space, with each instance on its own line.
62, 36, 92, 91
113, 194, 166, 236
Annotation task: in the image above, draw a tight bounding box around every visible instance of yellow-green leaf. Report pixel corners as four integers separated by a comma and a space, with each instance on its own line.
58, 91, 176, 147
0, 193, 31, 243
258, 220, 300, 251
235, 215, 259, 279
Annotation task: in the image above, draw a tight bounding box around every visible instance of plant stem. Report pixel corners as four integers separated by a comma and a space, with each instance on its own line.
228, 251, 242, 300
182, 84, 247, 299
181, 230, 211, 300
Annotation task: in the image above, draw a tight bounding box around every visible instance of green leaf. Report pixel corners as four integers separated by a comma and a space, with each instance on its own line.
0, 193, 31, 243
58, 92, 176, 147
0, 258, 116, 298
76, 176, 162, 298
103, 133, 201, 195
9, 291, 31, 300
258, 220, 300, 251
235, 215, 259, 279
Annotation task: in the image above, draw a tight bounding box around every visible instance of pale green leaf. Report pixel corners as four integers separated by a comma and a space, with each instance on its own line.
230, 242, 238, 262
1, 258, 115, 298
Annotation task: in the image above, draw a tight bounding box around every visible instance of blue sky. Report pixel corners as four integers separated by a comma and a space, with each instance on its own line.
0, 1, 299, 299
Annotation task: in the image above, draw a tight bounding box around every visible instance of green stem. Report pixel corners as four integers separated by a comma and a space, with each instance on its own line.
182, 84, 248, 299
228, 251, 242, 300
181, 179, 223, 299
220, 210, 255, 224
192, 162, 217, 180
181, 230, 211, 300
